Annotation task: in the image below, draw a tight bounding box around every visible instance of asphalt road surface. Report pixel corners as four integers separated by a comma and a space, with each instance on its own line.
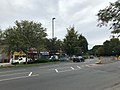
0, 58, 120, 90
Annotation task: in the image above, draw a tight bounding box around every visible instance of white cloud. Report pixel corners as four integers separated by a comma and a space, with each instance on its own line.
0, 0, 117, 49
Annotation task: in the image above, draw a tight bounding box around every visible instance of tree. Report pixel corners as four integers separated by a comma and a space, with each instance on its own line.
91, 38, 120, 56
45, 38, 63, 54
78, 34, 88, 53
109, 38, 120, 55
3, 20, 47, 53
64, 27, 78, 56
103, 40, 111, 56
97, 0, 120, 36
111, 28, 120, 38
90, 45, 103, 56
63, 26, 88, 56
103, 38, 120, 56
95, 47, 104, 56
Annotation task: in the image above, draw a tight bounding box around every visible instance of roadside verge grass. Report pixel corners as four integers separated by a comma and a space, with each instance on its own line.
0, 59, 60, 68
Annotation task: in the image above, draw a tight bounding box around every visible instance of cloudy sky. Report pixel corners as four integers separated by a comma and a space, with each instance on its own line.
0, 0, 116, 49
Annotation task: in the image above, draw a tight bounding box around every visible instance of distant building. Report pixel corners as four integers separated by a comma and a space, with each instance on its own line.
28, 48, 50, 60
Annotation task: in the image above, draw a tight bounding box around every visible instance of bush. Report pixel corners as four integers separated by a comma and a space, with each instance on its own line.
32, 59, 49, 63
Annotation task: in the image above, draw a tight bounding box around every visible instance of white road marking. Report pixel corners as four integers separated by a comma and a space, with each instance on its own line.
53, 63, 101, 73
71, 67, 75, 70
50, 66, 70, 70
28, 72, 33, 76
58, 69, 73, 73
55, 69, 59, 73
77, 66, 82, 69
85, 65, 90, 67
0, 74, 39, 82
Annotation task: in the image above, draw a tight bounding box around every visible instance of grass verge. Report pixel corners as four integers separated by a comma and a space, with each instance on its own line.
0, 60, 60, 68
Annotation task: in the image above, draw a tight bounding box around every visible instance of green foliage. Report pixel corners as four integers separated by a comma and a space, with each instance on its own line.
111, 29, 120, 34
97, 0, 120, 37
91, 38, 120, 56
95, 47, 104, 56
97, 0, 120, 31
104, 38, 120, 55
3, 20, 47, 53
63, 26, 88, 56
90, 45, 103, 55
44, 38, 63, 54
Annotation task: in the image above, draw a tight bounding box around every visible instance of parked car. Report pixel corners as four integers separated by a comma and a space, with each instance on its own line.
49, 55, 59, 60
59, 57, 69, 61
90, 55, 94, 59
10, 57, 31, 64
72, 56, 85, 62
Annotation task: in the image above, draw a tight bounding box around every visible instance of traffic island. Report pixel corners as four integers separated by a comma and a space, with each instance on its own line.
96, 60, 102, 64
95, 57, 118, 64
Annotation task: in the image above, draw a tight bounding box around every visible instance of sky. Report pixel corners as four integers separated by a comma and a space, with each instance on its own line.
0, 0, 116, 49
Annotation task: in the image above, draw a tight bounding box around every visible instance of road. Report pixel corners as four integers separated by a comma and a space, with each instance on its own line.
0, 58, 120, 90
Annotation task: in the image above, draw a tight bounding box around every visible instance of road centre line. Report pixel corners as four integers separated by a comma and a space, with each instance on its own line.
0, 72, 29, 77
49, 66, 71, 71
0, 74, 39, 82
58, 69, 74, 73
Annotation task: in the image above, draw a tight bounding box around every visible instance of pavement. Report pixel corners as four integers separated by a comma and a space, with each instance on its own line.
95, 56, 119, 64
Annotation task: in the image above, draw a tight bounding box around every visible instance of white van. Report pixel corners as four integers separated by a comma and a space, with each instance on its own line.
10, 57, 30, 64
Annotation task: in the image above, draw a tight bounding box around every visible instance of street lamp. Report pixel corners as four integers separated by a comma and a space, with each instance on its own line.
52, 17, 55, 39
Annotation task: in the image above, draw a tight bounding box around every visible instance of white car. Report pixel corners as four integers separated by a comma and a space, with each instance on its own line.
10, 57, 31, 64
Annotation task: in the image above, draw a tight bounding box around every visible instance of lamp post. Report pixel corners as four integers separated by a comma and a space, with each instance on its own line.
52, 17, 55, 39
